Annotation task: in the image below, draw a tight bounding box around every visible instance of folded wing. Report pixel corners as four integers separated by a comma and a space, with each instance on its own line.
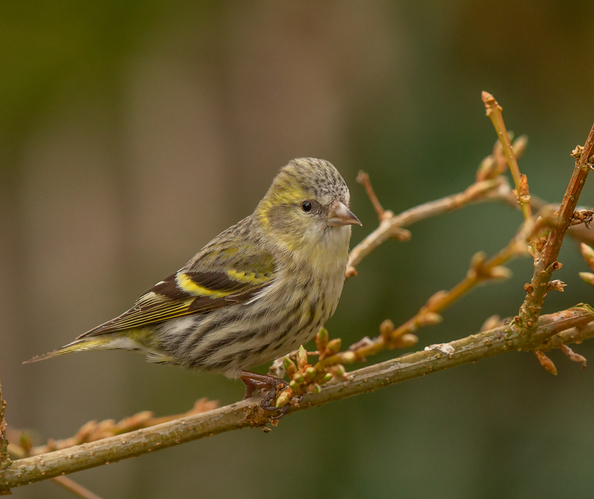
78, 242, 276, 338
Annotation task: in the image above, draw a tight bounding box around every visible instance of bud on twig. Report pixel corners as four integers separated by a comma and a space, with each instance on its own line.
379, 320, 395, 341
276, 388, 294, 408
547, 280, 566, 293
534, 350, 558, 375
283, 357, 297, 377
489, 266, 513, 280
19, 433, 32, 456
426, 290, 447, 307
303, 367, 316, 384
325, 339, 342, 357
580, 243, 594, 271
470, 251, 487, 270
579, 272, 594, 286
476, 155, 497, 182
390, 228, 411, 241
416, 313, 443, 327
308, 383, 322, 394
315, 329, 329, 355
297, 346, 308, 369
329, 364, 348, 380
480, 315, 502, 332
512, 135, 528, 158
571, 145, 584, 159
570, 210, 594, 229
392, 333, 419, 349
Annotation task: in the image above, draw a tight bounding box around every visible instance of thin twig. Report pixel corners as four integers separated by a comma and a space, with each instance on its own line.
357, 170, 386, 220
482, 91, 533, 222
347, 177, 510, 276
516, 123, 594, 330
477, 135, 528, 182
52, 476, 104, 499
579, 243, 594, 286
0, 306, 591, 490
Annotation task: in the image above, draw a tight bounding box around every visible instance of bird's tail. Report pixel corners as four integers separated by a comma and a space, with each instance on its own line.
23, 336, 114, 364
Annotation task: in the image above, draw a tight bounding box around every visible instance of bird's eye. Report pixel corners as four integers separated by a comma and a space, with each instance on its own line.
301, 201, 312, 212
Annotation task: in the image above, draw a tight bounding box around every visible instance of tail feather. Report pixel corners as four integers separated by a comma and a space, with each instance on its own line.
23, 337, 113, 364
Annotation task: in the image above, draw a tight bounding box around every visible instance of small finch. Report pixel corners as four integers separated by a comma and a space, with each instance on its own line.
26, 158, 361, 411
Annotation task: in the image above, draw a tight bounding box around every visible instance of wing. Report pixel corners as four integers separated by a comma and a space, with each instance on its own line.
78, 220, 276, 338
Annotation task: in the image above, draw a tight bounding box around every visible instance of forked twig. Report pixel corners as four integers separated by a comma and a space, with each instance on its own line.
517, 123, 594, 331
482, 91, 533, 222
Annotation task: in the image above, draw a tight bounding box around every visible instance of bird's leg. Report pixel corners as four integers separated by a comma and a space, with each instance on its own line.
239, 371, 289, 414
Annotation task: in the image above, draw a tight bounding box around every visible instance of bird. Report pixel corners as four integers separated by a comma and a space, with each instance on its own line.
26, 157, 361, 411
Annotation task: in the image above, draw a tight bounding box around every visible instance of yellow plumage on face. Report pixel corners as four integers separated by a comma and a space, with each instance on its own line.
256, 158, 354, 252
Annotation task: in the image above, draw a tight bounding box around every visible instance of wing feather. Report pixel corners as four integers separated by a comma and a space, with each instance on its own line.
78, 221, 276, 338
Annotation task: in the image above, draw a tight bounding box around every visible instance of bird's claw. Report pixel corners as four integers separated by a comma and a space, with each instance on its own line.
260, 387, 302, 420
239, 370, 296, 419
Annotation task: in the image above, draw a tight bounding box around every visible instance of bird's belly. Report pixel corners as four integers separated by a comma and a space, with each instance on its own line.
154, 271, 344, 377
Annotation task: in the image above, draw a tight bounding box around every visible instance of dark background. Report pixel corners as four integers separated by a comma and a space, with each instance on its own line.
1, 2, 594, 497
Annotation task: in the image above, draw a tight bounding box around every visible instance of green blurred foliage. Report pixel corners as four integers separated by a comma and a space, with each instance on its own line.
1, 1, 594, 498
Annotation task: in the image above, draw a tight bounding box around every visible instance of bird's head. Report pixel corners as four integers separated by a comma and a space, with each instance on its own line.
256, 158, 361, 255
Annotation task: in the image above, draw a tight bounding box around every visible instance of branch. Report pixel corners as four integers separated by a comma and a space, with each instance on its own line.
356, 170, 387, 220
482, 91, 533, 221
0, 306, 592, 490
12, 398, 218, 457
517, 123, 594, 330
348, 141, 594, 280
347, 177, 510, 276
7, 439, 105, 499
0, 380, 9, 473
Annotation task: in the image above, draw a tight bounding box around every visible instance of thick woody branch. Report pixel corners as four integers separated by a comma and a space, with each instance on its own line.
7, 442, 104, 499
12, 398, 218, 457
1, 306, 592, 491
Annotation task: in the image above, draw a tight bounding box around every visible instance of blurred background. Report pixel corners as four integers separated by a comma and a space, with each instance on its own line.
1, 1, 594, 497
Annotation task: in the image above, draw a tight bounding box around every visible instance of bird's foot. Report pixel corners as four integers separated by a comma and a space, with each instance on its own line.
239, 371, 298, 419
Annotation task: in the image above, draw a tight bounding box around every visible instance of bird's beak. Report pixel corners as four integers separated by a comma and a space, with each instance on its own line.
327, 202, 362, 227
